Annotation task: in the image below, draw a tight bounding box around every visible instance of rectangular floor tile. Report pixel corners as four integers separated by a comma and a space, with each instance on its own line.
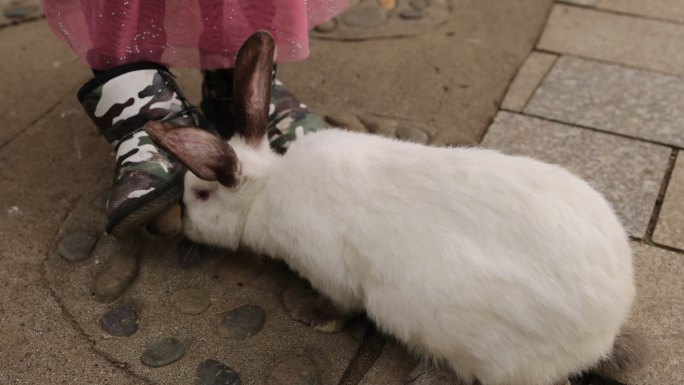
628, 243, 684, 385
598, 0, 684, 24
525, 56, 684, 147
482, 112, 671, 237
501, 52, 558, 112
653, 155, 684, 249
538, 5, 684, 76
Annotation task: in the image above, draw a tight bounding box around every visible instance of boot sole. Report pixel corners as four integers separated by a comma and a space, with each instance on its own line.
106, 171, 185, 238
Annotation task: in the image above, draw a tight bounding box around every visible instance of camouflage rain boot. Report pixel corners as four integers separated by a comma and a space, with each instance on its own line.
201, 65, 327, 153
78, 62, 201, 237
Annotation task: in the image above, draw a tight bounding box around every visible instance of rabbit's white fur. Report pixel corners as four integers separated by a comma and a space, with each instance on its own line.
182, 129, 634, 385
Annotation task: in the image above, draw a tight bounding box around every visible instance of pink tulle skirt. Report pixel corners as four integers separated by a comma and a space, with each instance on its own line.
44, 0, 347, 70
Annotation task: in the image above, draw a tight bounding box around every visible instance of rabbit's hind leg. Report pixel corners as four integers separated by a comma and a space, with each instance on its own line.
404, 361, 468, 385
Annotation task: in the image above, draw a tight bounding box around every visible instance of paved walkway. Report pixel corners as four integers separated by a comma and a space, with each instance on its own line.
0, 0, 682, 384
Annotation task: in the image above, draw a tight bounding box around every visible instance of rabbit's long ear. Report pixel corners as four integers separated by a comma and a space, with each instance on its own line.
233, 31, 275, 147
145, 121, 240, 187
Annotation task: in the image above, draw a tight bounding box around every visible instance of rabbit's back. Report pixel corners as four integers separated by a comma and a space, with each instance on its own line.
257, 129, 634, 385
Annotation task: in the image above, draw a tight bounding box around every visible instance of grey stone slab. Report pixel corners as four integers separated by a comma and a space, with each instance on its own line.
359, 341, 416, 385
0, 21, 90, 146
501, 52, 558, 112
626, 243, 684, 385
653, 156, 684, 250
525, 56, 684, 147
538, 5, 684, 76
598, 0, 684, 24
482, 112, 671, 238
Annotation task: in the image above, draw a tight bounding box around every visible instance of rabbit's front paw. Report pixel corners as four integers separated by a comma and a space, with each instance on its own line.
282, 281, 347, 333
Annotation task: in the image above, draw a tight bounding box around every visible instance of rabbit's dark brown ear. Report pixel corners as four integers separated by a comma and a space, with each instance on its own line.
144, 121, 239, 187
233, 31, 275, 146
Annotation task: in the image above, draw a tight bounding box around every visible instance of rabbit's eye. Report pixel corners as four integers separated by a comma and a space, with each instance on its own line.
194, 189, 210, 201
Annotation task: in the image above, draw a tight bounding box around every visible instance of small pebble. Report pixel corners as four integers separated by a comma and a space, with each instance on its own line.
399, 9, 424, 20
314, 19, 337, 33
409, 0, 431, 10
358, 115, 398, 137
197, 359, 242, 385
324, 112, 368, 133
93, 251, 139, 302
218, 304, 265, 339
141, 337, 185, 367
267, 354, 321, 385
99, 303, 138, 337
377, 0, 396, 10
341, 5, 387, 27
396, 125, 429, 143
58, 230, 98, 261
3, 6, 38, 19
171, 288, 210, 315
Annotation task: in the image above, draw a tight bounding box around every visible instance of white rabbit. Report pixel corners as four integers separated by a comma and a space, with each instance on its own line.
145, 32, 644, 385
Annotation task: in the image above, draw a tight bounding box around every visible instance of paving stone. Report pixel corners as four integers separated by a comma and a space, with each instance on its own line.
558, 0, 598, 5
378, 0, 397, 11
314, 19, 337, 33
267, 354, 321, 385
653, 156, 684, 250
597, 0, 684, 24
359, 341, 416, 385
409, 0, 431, 10
324, 112, 368, 133
399, 9, 424, 20
396, 125, 429, 143
501, 52, 557, 112
482, 112, 671, 238
170, 287, 210, 315
538, 5, 684, 76
526, 56, 684, 147
141, 337, 185, 367
57, 230, 98, 261
99, 303, 138, 337
218, 304, 266, 339
358, 114, 398, 138
197, 359, 242, 385
341, 5, 387, 27
93, 248, 139, 302
626, 243, 684, 385
146, 202, 181, 236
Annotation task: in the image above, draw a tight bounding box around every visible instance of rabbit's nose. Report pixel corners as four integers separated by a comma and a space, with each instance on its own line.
146, 201, 183, 237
